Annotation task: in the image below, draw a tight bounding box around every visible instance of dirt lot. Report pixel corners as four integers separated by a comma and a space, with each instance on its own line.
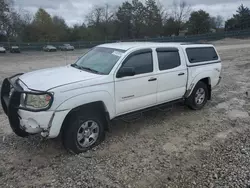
0, 40, 250, 188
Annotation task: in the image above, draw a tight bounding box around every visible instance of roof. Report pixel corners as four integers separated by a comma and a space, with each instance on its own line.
98, 42, 214, 51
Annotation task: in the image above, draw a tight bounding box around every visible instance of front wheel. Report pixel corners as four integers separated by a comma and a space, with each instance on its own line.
62, 110, 105, 154
186, 81, 208, 110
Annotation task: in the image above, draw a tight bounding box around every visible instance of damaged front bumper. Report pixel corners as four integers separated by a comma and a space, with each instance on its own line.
0, 74, 57, 137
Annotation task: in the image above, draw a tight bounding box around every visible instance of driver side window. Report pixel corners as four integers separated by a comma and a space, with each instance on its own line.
121, 51, 153, 75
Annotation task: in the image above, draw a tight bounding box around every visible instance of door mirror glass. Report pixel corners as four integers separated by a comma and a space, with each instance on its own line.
117, 67, 135, 78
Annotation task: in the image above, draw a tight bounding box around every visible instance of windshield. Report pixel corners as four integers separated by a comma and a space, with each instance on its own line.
74, 47, 125, 75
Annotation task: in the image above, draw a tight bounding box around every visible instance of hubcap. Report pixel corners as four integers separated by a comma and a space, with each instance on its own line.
77, 120, 99, 148
195, 88, 205, 105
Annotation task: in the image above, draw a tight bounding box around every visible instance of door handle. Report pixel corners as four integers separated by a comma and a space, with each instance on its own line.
148, 78, 157, 82
178, 73, 185, 76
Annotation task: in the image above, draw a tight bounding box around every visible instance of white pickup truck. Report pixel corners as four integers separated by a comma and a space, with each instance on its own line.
1, 42, 222, 154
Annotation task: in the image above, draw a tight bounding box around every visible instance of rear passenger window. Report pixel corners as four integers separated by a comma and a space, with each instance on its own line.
186, 47, 218, 63
157, 51, 181, 70
122, 52, 153, 75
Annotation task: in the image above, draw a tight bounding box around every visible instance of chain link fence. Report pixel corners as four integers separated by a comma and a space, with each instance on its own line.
1, 29, 250, 51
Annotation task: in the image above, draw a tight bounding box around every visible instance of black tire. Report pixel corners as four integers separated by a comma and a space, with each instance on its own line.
186, 81, 208, 110
62, 109, 105, 154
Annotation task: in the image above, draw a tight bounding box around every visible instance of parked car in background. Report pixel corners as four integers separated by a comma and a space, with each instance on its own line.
43, 45, 57, 52
1, 42, 222, 154
0, 46, 6, 53
59, 44, 74, 51
10, 46, 21, 53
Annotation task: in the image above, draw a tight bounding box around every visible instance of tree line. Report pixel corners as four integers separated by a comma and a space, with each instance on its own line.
0, 0, 250, 43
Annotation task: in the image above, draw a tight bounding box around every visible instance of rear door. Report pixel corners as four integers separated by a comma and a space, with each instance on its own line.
155, 47, 188, 104
114, 49, 157, 115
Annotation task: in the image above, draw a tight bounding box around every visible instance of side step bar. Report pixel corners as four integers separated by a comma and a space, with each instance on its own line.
114, 98, 184, 121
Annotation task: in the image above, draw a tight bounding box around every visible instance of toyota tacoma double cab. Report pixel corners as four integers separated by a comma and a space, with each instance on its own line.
1, 42, 222, 154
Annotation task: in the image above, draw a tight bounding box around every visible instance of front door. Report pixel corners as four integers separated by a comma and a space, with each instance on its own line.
115, 49, 157, 115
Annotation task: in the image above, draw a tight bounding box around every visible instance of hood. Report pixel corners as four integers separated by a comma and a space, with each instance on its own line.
19, 66, 103, 91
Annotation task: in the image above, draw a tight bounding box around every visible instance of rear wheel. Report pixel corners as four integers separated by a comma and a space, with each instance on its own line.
186, 81, 208, 110
62, 110, 105, 154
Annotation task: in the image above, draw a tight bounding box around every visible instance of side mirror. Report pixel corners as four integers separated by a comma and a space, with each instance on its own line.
117, 67, 135, 78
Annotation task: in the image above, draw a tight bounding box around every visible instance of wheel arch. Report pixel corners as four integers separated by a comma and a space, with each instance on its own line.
60, 101, 111, 136
185, 74, 212, 100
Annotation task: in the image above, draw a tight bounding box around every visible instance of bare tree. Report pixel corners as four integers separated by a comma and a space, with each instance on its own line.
210, 15, 224, 30
173, 1, 191, 21
19, 8, 32, 24
86, 4, 115, 26
103, 4, 114, 23
0, 0, 11, 32
172, 0, 191, 35
215, 15, 224, 29
156, 0, 168, 22
86, 6, 105, 26
1, 1, 32, 42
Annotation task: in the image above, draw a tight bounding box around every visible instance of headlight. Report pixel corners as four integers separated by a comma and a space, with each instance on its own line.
21, 93, 53, 109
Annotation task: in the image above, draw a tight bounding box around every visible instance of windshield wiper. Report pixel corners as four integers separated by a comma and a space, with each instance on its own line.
80, 67, 104, 75
71, 64, 103, 75
71, 64, 81, 69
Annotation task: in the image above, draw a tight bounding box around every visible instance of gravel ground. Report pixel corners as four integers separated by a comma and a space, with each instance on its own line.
0, 40, 250, 187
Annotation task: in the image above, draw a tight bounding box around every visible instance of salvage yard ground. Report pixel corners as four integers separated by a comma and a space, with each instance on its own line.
0, 39, 250, 187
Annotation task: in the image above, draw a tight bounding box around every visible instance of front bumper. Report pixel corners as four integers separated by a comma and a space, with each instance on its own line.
0, 74, 61, 138
17, 109, 70, 138
18, 110, 54, 134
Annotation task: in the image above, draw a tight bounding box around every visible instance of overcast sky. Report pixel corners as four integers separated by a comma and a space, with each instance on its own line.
13, 0, 250, 26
